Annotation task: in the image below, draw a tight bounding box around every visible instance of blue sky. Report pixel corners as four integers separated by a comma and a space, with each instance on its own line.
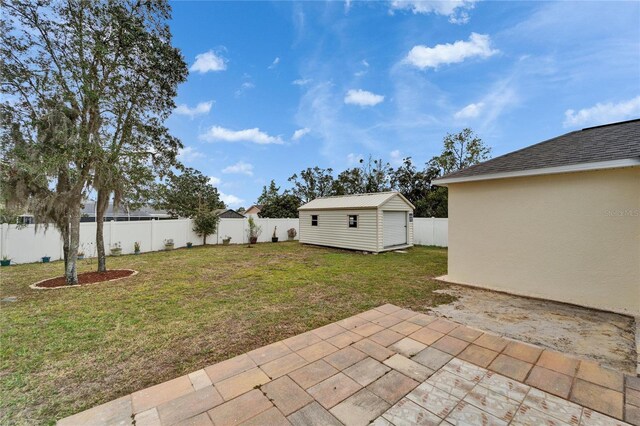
167, 1, 640, 208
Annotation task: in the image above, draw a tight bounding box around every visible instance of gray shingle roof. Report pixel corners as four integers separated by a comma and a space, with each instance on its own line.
433, 119, 640, 184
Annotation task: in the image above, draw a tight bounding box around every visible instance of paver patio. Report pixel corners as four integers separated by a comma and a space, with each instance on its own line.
58, 304, 640, 425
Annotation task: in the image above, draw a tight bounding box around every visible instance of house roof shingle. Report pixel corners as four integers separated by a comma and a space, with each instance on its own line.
433, 119, 640, 185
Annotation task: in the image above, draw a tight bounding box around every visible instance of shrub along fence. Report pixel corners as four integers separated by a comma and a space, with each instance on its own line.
0, 218, 299, 265
0, 216, 447, 264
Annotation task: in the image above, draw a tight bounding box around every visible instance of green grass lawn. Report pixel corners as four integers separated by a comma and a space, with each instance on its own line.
1, 242, 451, 425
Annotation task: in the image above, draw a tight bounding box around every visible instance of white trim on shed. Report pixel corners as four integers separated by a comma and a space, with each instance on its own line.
298, 192, 415, 253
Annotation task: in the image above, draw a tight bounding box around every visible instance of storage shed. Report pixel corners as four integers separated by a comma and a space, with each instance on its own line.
433, 119, 640, 316
298, 192, 415, 252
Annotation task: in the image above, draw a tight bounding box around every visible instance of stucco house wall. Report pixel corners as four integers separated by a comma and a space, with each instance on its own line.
446, 166, 640, 315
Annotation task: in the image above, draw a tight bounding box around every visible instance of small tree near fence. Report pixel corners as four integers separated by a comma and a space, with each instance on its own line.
192, 209, 219, 245
247, 216, 262, 245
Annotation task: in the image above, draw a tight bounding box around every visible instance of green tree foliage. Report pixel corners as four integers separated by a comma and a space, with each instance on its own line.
429, 128, 491, 175
390, 157, 433, 216
257, 180, 301, 218
1, 0, 187, 282
425, 128, 491, 217
192, 208, 219, 245
288, 166, 335, 203
256, 129, 490, 219
156, 168, 225, 218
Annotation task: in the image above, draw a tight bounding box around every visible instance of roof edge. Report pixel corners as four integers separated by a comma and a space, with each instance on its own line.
298, 191, 406, 210
432, 158, 640, 186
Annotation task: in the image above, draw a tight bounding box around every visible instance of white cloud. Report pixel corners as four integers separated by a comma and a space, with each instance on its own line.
563, 96, 640, 128
177, 146, 205, 162
200, 126, 284, 145
454, 102, 485, 119
292, 78, 312, 86
354, 60, 370, 77
222, 161, 254, 176
344, 89, 385, 107
174, 101, 213, 118
190, 50, 228, 73
405, 33, 498, 70
219, 191, 244, 208
390, 150, 403, 166
235, 82, 255, 97
268, 57, 280, 69
390, 0, 477, 24
292, 128, 311, 140
208, 176, 221, 186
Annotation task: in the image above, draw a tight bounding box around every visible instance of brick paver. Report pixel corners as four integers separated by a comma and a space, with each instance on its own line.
329, 389, 390, 426
307, 372, 361, 409
215, 367, 270, 400
288, 359, 338, 389
262, 376, 313, 415
60, 304, 637, 426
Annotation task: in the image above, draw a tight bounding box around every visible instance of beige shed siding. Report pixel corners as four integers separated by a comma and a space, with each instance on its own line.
447, 166, 640, 315
299, 209, 379, 252
377, 196, 414, 250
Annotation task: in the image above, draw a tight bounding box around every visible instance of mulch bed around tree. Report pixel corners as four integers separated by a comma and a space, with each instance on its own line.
32, 269, 136, 289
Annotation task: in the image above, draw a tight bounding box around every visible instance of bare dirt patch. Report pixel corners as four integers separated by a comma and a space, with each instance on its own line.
31, 269, 136, 289
429, 284, 636, 373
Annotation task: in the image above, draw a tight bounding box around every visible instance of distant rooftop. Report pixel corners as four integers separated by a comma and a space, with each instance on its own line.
433, 119, 640, 185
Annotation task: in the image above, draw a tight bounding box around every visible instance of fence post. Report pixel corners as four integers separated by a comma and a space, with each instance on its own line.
150, 219, 156, 252
0, 223, 6, 259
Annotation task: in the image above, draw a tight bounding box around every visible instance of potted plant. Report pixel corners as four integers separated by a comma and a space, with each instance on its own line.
222, 236, 231, 245
134, 241, 141, 255
186, 242, 193, 249
272, 226, 278, 243
247, 217, 262, 245
110, 242, 122, 256
164, 239, 174, 251
1, 256, 11, 267
77, 244, 85, 260
287, 228, 297, 241
41, 255, 51, 263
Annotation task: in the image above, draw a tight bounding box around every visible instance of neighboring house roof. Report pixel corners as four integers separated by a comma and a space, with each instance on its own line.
433, 119, 640, 185
245, 204, 263, 213
298, 191, 415, 210
213, 208, 245, 218
81, 202, 170, 218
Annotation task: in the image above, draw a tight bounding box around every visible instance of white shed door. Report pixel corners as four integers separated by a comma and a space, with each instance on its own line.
383, 211, 407, 247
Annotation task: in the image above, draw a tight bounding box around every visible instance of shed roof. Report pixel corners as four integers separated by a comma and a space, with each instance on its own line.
298, 192, 414, 210
433, 119, 640, 185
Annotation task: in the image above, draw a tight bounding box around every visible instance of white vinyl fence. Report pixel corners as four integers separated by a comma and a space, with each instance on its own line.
0, 217, 448, 264
413, 217, 448, 247
0, 218, 300, 265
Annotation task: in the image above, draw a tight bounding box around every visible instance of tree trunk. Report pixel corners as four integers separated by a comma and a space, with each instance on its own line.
65, 210, 80, 285
61, 219, 70, 273
203, 234, 207, 245
96, 189, 109, 272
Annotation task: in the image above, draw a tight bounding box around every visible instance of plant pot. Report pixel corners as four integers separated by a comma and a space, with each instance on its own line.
134, 250, 140, 255
249, 236, 258, 245
272, 237, 279, 243
110, 249, 122, 256
222, 239, 231, 245
186, 242, 193, 248
287, 237, 294, 241
41, 256, 51, 263
77, 255, 85, 260
164, 244, 174, 251
1, 259, 10, 267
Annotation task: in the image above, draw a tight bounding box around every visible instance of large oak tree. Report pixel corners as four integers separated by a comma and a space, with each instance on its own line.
1, 0, 187, 283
